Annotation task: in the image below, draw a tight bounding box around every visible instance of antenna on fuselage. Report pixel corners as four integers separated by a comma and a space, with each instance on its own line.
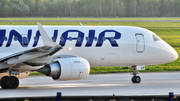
79, 22, 83, 26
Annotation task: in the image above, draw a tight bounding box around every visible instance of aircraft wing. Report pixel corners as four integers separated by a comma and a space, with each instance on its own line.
0, 23, 62, 70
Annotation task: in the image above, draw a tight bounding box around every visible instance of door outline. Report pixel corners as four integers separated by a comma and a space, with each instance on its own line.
135, 34, 145, 53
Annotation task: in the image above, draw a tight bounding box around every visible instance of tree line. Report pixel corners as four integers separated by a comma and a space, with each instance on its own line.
0, 0, 180, 17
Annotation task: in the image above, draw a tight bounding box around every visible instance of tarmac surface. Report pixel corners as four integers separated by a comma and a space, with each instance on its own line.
0, 72, 180, 98
1, 20, 180, 22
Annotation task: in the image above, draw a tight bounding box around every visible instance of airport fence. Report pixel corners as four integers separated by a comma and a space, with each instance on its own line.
0, 95, 178, 101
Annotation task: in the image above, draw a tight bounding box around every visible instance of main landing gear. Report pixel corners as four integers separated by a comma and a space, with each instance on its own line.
1, 76, 19, 89
0, 69, 19, 89
131, 66, 141, 83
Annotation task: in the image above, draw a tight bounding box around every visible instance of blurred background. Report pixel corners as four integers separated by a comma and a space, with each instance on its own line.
0, 0, 180, 17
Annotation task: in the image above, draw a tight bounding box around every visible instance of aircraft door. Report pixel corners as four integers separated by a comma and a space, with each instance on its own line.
135, 34, 145, 53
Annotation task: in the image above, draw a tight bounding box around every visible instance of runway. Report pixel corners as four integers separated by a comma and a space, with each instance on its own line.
0, 72, 180, 98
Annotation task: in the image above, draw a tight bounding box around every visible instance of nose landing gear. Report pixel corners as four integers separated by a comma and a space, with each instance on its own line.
131, 66, 141, 83
131, 76, 141, 83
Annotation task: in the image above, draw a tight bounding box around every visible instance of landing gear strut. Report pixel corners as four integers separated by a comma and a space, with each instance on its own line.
131, 66, 141, 83
1, 76, 19, 89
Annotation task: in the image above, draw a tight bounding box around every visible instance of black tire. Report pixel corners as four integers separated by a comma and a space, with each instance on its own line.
131, 76, 141, 83
1, 76, 9, 89
6, 76, 19, 89
135, 76, 141, 83
131, 77, 135, 83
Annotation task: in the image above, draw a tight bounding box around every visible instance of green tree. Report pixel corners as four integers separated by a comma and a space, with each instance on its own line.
46, 0, 58, 16
3, 4, 12, 17
173, 0, 180, 17
36, 1, 47, 16
0, 0, 10, 17
0, 0, 180, 17
123, 0, 135, 17
19, 3, 30, 16
25, 0, 36, 16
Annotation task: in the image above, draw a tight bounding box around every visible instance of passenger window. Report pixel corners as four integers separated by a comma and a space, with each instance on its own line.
86, 37, 89, 41
111, 37, 114, 41
102, 37, 106, 41
14, 37, 18, 41
60, 37, 64, 41
152, 35, 160, 41
34, 37, 38, 41
69, 37, 72, 41
23, 37, 27, 41
23, 37, 27, 44
94, 37, 97, 41
52, 37, 55, 41
77, 37, 81, 41
4, 37, 7, 41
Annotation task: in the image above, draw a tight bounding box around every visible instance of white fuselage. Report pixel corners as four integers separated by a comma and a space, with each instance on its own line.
0, 25, 178, 67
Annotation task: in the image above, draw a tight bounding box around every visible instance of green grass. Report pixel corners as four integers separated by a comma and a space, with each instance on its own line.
0, 22, 178, 27
78, 22, 180, 28
0, 22, 80, 25
1, 22, 180, 28
29, 72, 43, 76
90, 66, 180, 74
149, 29, 180, 47
1, 17, 180, 20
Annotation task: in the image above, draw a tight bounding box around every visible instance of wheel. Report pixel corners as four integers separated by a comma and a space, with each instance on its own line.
135, 76, 141, 83
6, 76, 19, 89
131, 77, 135, 83
1, 76, 9, 89
131, 76, 141, 83
0, 76, 19, 89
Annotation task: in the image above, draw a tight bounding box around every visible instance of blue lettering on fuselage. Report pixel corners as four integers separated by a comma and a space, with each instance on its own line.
85, 30, 95, 47
6, 30, 32, 47
0, 30, 6, 47
53, 30, 58, 42
0, 29, 121, 47
32, 30, 40, 47
60, 30, 84, 47
96, 30, 121, 47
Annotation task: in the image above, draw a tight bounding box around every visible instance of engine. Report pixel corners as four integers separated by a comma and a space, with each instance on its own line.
38, 57, 90, 81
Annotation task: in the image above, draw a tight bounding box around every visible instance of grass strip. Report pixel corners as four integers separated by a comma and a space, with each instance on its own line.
29, 72, 43, 76
1, 22, 180, 28
1, 17, 180, 20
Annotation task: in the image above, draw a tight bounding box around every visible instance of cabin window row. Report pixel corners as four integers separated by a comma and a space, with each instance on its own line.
3, 36, 115, 42
57, 36, 115, 41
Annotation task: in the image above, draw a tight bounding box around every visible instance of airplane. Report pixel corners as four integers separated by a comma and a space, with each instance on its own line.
0, 23, 178, 89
